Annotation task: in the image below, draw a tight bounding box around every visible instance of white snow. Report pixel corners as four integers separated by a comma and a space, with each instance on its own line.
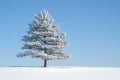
0, 67, 120, 80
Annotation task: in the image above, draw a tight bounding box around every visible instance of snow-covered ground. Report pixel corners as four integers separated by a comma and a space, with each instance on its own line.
0, 67, 120, 80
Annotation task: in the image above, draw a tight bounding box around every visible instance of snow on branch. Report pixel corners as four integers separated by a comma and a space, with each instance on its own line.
32, 31, 57, 37
17, 51, 34, 57
26, 41, 41, 46
33, 53, 69, 60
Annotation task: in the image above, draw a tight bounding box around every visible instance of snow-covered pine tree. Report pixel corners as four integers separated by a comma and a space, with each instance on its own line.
17, 9, 69, 67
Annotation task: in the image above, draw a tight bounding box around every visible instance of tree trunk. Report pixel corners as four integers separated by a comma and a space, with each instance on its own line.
43, 36, 47, 67
44, 59, 47, 67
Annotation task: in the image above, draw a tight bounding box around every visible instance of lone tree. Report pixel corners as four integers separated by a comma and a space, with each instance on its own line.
17, 9, 69, 67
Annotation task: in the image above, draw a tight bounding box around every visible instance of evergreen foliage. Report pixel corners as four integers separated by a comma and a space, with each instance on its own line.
17, 9, 69, 67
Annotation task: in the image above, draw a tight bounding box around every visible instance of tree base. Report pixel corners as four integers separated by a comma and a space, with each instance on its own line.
44, 59, 47, 67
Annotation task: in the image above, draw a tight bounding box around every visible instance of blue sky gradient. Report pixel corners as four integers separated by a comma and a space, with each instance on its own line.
0, 0, 120, 67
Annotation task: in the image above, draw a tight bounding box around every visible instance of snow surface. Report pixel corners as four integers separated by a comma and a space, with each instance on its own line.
0, 67, 120, 80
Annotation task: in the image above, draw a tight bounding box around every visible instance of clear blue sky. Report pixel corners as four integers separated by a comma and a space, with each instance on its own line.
0, 0, 120, 67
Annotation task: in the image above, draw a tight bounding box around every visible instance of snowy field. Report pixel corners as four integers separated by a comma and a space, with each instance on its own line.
0, 67, 120, 80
